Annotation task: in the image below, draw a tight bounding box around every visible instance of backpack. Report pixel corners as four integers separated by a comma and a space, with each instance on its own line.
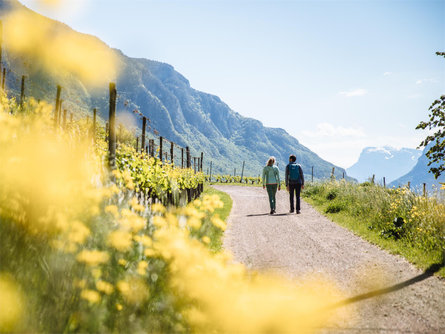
288, 163, 301, 182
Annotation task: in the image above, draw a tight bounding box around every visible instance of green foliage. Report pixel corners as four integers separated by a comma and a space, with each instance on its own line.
303, 180, 445, 275
415, 52, 445, 179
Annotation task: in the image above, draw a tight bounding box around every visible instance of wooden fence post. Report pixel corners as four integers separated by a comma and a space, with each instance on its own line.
171, 142, 174, 165
181, 148, 184, 168
423, 183, 426, 197
108, 82, 117, 169
141, 117, 146, 154
19, 75, 25, 109
159, 136, 163, 162
93, 108, 97, 142
136, 137, 139, 152
1, 68, 5, 91
186, 147, 191, 168
149, 139, 154, 157
200, 152, 204, 172
54, 85, 61, 128
342, 171, 345, 179
240, 160, 245, 183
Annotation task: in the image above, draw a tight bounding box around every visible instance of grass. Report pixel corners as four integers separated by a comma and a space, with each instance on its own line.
303, 181, 445, 278
201, 184, 233, 252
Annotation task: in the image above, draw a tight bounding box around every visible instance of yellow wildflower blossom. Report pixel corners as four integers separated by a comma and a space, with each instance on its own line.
76, 250, 109, 266
118, 259, 127, 266
107, 230, 132, 252
202, 236, 210, 244
116, 303, 123, 311
211, 216, 227, 231
68, 221, 90, 244
96, 280, 114, 295
137, 261, 149, 275
80, 289, 100, 304
152, 216, 167, 228
151, 203, 166, 214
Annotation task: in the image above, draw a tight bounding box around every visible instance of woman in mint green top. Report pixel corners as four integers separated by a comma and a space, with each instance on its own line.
262, 156, 281, 214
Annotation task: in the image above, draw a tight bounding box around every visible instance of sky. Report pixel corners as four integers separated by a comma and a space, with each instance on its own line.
20, 0, 445, 168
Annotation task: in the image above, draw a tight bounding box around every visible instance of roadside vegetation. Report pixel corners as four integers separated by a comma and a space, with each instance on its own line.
0, 96, 343, 333
303, 180, 445, 277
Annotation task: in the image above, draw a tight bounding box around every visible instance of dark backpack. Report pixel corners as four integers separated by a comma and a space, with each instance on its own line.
288, 163, 301, 182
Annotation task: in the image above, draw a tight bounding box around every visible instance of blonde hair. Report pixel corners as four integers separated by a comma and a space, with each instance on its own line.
266, 156, 275, 166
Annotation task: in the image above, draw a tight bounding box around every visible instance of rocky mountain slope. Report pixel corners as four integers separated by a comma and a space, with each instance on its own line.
1, 0, 349, 178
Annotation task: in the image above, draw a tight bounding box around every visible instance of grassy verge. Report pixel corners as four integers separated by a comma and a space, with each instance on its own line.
201, 184, 233, 252
303, 181, 445, 278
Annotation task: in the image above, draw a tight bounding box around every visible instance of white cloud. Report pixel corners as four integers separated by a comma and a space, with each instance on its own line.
383, 72, 392, 76
416, 78, 438, 85
339, 88, 368, 97
302, 122, 366, 138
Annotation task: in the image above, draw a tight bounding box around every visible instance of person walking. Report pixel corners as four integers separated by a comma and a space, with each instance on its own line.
285, 154, 304, 214
262, 156, 280, 214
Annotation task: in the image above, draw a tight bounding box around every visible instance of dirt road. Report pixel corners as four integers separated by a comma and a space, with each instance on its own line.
213, 185, 445, 333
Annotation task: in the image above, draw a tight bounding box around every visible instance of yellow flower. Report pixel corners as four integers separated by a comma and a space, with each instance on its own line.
107, 230, 133, 252
144, 248, 156, 257
151, 203, 166, 214
0, 276, 24, 333
202, 236, 211, 244
80, 289, 100, 304
152, 216, 167, 228
137, 261, 149, 275
211, 216, 227, 231
118, 259, 128, 266
116, 303, 123, 311
76, 250, 109, 266
187, 217, 202, 229
134, 235, 153, 247
68, 221, 90, 244
96, 280, 114, 295
105, 205, 119, 218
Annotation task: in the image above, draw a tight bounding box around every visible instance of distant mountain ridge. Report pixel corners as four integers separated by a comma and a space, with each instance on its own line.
389, 145, 445, 191
347, 146, 422, 183
1, 0, 350, 179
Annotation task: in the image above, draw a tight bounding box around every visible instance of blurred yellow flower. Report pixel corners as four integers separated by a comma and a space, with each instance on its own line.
96, 280, 114, 295
0, 276, 24, 333
68, 221, 90, 244
105, 205, 119, 218
107, 230, 132, 252
202, 236, 211, 244
80, 289, 100, 304
151, 203, 166, 214
76, 250, 109, 266
116, 303, 123, 311
211, 216, 227, 231
137, 261, 149, 275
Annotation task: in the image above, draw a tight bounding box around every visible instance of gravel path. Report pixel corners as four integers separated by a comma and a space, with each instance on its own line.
213, 185, 445, 334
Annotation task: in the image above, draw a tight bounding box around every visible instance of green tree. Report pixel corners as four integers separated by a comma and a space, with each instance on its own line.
416, 52, 445, 179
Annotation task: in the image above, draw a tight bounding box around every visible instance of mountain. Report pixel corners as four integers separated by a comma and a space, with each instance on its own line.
0, 0, 350, 179
389, 145, 445, 192
346, 146, 422, 183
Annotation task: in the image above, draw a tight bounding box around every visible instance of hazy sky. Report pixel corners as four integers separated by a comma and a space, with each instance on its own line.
21, 0, 445, 168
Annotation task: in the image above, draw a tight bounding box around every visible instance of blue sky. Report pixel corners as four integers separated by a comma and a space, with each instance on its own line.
21, 0, 445, 167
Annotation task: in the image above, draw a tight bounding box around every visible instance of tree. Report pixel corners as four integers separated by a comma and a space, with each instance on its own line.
415, 52, 445, 179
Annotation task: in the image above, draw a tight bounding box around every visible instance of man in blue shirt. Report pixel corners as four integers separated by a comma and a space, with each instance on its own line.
285, 155, 304, 214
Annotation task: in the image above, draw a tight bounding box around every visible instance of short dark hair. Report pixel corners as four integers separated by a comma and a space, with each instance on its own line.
289, 155, 296, 162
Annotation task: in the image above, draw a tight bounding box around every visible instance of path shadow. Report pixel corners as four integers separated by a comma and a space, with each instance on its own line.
325, 262, 444, 310
246, 213, 292, 217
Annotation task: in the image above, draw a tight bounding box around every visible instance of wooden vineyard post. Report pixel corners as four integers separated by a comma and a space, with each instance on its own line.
186, 147, 191, 168
93, 108, 97, 143
1, 68, 5, 91
423, 183, 426, 197
383, 177, 386, 188
171, 142, 174, 165
331, 167, 335, 180
108, 82, 117, 170
19, 75, 25, 109
193, 157, 196, 173
54, 85, 61, 128
209, 161, 213, 183
371, 174, 375, 184
159, 136, 163, 162
181, 148, 184, 168
342, 171, 345, 179
141, 117, 146, 154
240, 160, 245, 183
149, 139, 154, 157
312, 166, 314, 182
62, 110, 67, 129
136, 137, 139, 152
200, 152, 204, 172
407, 181, 411, 190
